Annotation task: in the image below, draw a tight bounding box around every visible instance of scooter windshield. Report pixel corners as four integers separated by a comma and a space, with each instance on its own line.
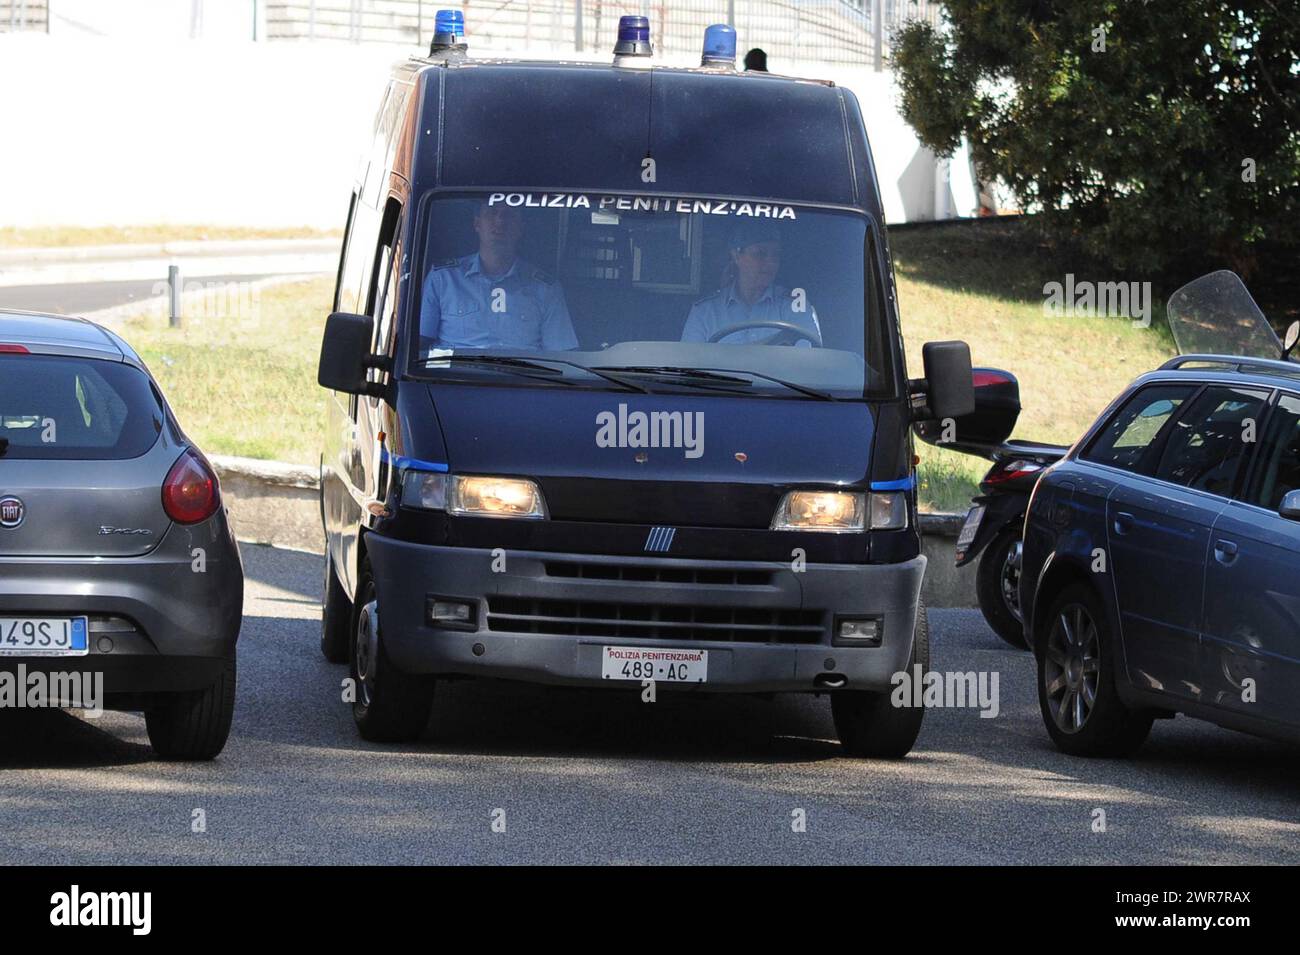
1166, 269, 1283, 360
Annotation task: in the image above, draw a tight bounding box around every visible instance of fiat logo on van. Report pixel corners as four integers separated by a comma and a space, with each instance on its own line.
0, 496, 24, 529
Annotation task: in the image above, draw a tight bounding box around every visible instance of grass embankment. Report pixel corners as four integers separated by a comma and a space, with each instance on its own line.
120, 218, 1180, 508
121, 277, 335, 465
892, 219, 1176, 510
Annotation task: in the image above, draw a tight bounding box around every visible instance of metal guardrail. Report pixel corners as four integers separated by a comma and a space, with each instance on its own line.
263, 0, 941, 69
0, 0, 49, 32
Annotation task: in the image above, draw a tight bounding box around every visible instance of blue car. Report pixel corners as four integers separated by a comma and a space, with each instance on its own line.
1021, 272, 1300, 756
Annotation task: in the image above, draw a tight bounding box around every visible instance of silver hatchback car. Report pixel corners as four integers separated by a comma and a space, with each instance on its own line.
0, 310, 243, 759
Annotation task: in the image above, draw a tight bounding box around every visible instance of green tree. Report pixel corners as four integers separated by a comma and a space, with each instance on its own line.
893, 1, 1300, 275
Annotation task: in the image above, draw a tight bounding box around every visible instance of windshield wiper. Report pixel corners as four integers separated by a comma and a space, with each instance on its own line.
419, 354, 650, 393
593, 365, 835, 401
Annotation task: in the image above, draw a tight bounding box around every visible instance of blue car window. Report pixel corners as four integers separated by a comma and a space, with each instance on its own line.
1244, 393, 1300, 510
1153, 386, 1269, 496
1082, 384, 1194, 472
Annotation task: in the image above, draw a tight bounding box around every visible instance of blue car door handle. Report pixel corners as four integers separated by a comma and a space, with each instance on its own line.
1113, 512, 1134, 535
1214, 538, 1239, 564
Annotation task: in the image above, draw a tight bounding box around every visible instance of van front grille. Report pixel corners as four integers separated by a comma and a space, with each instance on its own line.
543, 561, 773, 587
486, 596, 823, 644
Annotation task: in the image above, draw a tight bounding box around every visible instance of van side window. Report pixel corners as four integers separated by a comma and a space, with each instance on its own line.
1081, 384, 1194, 473
333, 190, 359, 313
1243, 393, 1300, 510
1152, 385, 1268, 496
372, 200, 404, 358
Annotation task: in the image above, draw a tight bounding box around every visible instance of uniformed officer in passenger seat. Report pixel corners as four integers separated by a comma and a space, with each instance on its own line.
681, 221, 821, 347
419, 201, 579, 352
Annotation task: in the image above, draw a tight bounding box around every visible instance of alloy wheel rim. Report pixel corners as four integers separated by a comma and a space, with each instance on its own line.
1043, 603, 1100, 733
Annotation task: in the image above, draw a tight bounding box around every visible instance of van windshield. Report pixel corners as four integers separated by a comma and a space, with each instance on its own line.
407, 192, 893, 399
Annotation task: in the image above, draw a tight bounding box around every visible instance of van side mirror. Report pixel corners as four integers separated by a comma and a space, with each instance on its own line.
920, 340, 975, 421
1279, 489, 1300, 521
318, 312, 383, 395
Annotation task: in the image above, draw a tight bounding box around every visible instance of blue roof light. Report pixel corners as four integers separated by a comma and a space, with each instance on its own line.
701, 24, 737, 66
434, 9, 464, 37
430, 8, 467, 53
613, 15, 653, 57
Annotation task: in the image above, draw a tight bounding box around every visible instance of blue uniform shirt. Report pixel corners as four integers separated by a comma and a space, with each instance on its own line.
681, 283, 821, 346
419, 253, 579, 351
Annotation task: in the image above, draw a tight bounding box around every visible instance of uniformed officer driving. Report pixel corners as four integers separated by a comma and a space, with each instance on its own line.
680, 221, 821, 346
419, 201, 579, 352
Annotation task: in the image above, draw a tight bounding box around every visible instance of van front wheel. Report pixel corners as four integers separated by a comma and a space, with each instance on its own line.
351, 569, 435, 743
831, 600, 929, 759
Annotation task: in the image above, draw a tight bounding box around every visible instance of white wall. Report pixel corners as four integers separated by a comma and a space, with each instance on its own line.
0, 32, 975, 230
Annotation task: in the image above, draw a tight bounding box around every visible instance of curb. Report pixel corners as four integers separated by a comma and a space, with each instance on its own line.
209, 454, 977, 606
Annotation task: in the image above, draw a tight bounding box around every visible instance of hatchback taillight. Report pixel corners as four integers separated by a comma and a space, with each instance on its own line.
162, 450, 220, 524
0, 344, 30, 354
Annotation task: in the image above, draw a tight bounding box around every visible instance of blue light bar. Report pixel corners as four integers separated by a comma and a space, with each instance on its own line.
614, 15, 652, 57
701, 23, 737, 66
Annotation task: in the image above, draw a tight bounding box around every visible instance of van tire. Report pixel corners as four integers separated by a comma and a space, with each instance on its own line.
321, 547, 352, 664
351, 568, 435, 743
1036, 583, 1152, 758
831, 598, 929, 759
145, 655, 237, 761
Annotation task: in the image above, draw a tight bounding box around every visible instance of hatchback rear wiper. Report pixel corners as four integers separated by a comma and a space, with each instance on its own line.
593, 365, 835, 401
419, 354, 650, 393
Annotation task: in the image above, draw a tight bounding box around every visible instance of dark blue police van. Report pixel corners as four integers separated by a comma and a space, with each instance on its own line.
316, 14, 975, 756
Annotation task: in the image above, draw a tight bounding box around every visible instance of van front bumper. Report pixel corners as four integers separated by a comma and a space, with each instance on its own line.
367, 536, 925, 694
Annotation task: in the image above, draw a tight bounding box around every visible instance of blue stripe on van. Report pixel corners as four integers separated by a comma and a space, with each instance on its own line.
870, 475, 915, 492
382, 450, 450, 473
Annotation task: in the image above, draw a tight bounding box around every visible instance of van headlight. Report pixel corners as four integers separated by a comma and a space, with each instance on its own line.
770, 490, 908, 532
771, 491, 865, 532
449, 475, 548, 519
399, 472, 547, 519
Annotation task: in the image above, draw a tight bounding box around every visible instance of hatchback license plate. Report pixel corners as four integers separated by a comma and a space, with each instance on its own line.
601, 646, 707, 683
0, 617, 90, 657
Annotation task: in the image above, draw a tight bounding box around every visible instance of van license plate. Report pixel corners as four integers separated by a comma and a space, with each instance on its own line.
0, 617, 90, 657
601, 646, 707, 683
956, 505, 985, 549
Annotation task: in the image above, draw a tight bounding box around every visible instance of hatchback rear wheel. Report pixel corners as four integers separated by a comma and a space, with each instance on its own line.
145, 654, 237, 761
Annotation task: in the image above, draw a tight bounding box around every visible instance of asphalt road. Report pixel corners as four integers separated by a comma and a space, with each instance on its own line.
1, 542, 1297, 865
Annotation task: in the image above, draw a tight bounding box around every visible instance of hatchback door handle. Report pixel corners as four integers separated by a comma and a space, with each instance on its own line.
1112, 512, 1134, 535
1214, 539, 1239, 564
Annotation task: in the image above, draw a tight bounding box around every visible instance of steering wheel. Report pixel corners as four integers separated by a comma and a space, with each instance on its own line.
707, 320, 822, 347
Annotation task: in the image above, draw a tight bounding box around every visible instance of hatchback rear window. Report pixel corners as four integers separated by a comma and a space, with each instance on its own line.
0, 354, 164, 460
